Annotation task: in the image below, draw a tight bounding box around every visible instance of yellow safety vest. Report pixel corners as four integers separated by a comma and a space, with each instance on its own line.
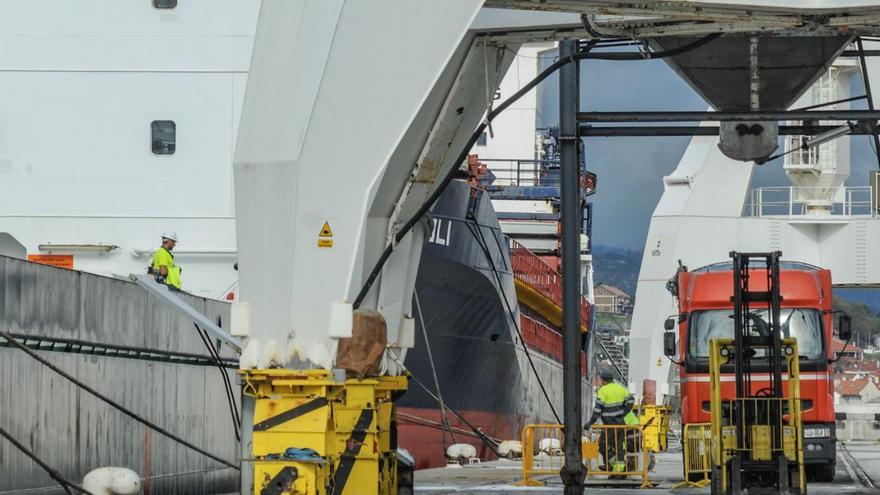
596, 382, 638, 425
151, 247, 182, 290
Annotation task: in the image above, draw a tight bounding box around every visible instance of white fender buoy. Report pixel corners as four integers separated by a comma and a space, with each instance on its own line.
539, 437, 561, 455
497, 440, 523, 458
445, 443, 477, 462
82, 467, 140, 495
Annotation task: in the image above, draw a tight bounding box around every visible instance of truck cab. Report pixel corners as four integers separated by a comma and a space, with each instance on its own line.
664, 261, 845, 482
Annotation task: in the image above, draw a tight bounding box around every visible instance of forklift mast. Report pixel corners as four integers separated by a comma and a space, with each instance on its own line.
721, 251, 804, 494
731, 252, 784, 456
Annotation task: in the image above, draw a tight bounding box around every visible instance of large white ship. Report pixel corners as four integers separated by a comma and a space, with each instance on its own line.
0, 1, 256, 299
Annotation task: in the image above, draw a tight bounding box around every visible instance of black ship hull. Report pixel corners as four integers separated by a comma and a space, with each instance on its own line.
399, 181, 589, 469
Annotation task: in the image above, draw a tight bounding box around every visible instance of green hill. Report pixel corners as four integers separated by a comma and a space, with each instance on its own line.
592, 245, 642, 298
832, 295, 880, 348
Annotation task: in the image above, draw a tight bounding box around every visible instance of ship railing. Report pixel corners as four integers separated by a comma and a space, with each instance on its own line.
509, 239, 591, 329
519, 316, 588, 376
747, 186, 875, 218
479, 158, 560, 188
512, 423, 653, 488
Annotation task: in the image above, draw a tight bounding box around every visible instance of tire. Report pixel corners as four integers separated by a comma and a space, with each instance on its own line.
711, 465, 723, 495
812, 462, 835, 483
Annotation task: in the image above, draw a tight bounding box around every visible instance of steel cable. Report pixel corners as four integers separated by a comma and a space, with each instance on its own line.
0, 425, 94, 495
465, 218, 561, 424
386, 352, 500, 456
412, 290, 457, 447
194, 324, 242, 442
0, 330, 239, 470
353, 33, 722, 309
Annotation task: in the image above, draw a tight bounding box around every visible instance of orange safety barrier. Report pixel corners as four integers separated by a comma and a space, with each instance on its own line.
513, 424, 652, 488
584, 424, 653, 488
512, 424, 567, 487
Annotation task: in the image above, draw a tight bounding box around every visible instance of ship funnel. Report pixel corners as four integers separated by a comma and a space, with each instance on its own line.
649, 35, 852, 162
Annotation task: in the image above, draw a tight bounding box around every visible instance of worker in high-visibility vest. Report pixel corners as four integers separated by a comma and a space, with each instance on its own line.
584, 368, 638, 473
149, 231, 182, 290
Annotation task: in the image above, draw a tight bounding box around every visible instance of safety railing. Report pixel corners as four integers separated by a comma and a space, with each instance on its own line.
509, 239, 591, 330
584, 424, 653, 488
480, 158, 560, 188
673, 423, 712, 488
513, 424, 566, 487
747, 186, 875, 218
513, 424, 652, 488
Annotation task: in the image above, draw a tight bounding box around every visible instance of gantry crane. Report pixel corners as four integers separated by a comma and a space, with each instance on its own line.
208, 2, 880, 494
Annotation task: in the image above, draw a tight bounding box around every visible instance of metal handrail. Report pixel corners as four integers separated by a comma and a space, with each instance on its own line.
747, 186, 875, 218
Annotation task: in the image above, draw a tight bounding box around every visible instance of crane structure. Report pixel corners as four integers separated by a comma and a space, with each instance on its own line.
227, 2, 880, 494
628, 50, 880, 402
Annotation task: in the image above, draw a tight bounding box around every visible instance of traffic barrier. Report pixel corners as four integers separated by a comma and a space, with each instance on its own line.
512, 424, 566, 487
672, 423, 712, 488
513, 423, 653, 488
584, 424, 653, 488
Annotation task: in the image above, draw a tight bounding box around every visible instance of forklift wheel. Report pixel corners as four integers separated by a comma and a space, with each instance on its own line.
710, 465, 723, 495
789, 470, 806, 495
810, 462, 835, 483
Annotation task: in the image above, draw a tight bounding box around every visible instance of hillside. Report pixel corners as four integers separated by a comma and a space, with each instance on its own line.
591, 245, 642, 298
834, 288, 880, 314
832, 295, 880, 349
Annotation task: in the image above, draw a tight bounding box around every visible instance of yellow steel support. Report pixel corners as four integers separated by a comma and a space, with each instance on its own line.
241, 369, 407, 495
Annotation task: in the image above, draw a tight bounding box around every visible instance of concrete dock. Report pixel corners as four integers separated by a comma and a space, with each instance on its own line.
413, 441, 880, 494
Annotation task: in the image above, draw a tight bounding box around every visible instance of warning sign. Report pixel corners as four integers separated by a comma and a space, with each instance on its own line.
28, 254, 74, 269
318, 222, 334, 248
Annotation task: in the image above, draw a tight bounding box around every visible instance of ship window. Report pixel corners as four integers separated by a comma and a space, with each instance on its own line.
151, 120, 176, 155
476, 132, 488, 146
153, 0, 177, 8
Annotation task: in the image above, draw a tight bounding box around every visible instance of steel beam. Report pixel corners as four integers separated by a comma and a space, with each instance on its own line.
558, 39, 584, 495
577, 110, 880, 122
131, 274, 243, 354
580, 124, 880, 137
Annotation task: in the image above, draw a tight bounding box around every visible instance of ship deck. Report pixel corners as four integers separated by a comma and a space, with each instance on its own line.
411, 440, 880, 494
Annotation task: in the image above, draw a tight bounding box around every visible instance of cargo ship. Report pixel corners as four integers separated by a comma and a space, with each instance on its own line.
398, 149, 597, 469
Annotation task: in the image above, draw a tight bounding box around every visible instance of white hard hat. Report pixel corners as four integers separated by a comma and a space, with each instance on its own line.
161, 230, 178, 242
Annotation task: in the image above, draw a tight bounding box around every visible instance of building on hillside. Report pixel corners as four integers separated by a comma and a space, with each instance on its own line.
594, 284, 632, 314
835, 378, 880, 405
831, 337, 863, 361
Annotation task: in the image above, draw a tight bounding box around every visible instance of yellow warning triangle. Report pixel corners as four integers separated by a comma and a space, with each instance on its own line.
319, 222, 333, 238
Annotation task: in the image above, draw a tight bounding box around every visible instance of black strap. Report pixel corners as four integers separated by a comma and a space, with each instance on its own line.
253, 397, 329, 432
331, 409, 374, 495
261, 466, 298, 495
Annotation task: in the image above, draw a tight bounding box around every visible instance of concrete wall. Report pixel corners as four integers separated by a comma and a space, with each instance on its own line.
0, 256, 238, 494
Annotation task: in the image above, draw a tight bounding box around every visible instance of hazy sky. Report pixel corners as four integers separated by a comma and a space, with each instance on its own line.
537, 53, 880, 251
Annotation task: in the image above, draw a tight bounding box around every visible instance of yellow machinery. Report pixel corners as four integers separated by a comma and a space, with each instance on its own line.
639, 404, 670, 454
242, 369, 407, 495
709, 338, 805, 494
707, 252, 806, 494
